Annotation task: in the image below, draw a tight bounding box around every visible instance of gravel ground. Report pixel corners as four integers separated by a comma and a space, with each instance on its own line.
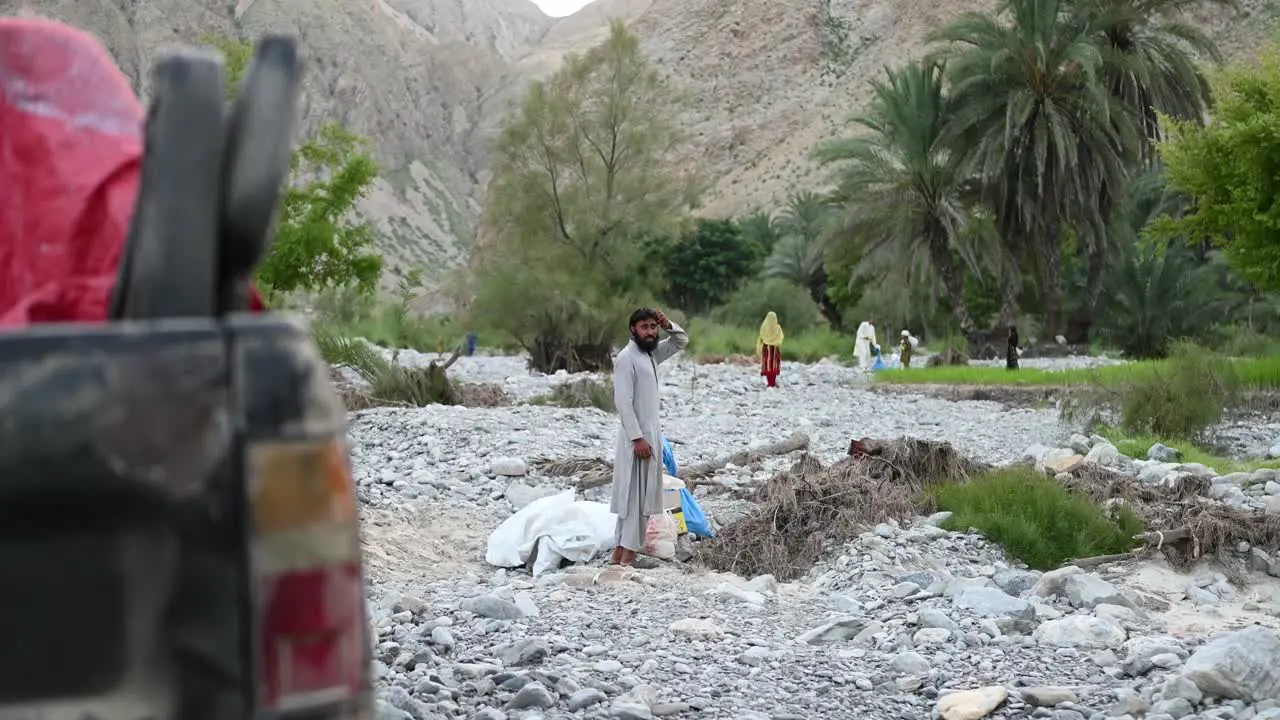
351, 353, 1280, 720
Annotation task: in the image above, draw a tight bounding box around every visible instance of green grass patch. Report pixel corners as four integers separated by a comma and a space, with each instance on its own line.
684, 319, 852, 363
928, 468, 1144, 570
876, 356, 1280, 391
1098, 428, 1280, 474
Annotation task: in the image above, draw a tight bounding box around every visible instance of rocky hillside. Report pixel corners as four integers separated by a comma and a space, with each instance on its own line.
8, 0, 1273, 288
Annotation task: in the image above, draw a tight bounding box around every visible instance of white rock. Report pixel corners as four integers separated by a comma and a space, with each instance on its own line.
489, 457, 528, 476
937, 686, 1008, 720
1033, 616, 1127, 649
1181, 626, 1280, 701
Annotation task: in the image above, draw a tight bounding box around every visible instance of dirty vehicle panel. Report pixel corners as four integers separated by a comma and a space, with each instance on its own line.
0, 317, 370, 720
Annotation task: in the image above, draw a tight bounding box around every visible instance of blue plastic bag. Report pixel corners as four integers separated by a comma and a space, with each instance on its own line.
871, 345, 887, 371
661, 435, 678, 477
681, 488, 714, 538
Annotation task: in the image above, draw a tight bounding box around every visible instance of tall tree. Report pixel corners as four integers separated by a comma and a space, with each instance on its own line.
817, 58, 982, 336
1065, 0, 1230, 341
472, 21, 698, 372
739, 210, 782, 253
767, 191, 841, 323
933, 0, 1137, 340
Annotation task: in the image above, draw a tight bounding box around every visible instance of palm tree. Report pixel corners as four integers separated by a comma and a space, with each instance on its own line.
816, 58, 983, 336
933, 0, 1138, 340
1097, 242, 1219, 357
766, 191, 841, 322
739, 209, 782, 254
1065, 0, 1233, 341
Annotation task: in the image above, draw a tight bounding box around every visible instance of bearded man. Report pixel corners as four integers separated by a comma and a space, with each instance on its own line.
610, 307, 688, 566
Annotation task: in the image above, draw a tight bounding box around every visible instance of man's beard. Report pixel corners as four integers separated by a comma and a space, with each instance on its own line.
633, 333, 659, 352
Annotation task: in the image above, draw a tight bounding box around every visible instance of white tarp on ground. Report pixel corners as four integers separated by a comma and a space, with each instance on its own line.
485, 490, 617, 577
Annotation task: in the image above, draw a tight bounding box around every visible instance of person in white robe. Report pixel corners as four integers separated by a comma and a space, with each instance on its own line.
854, 319, 878, 369
610, 307, 688, 566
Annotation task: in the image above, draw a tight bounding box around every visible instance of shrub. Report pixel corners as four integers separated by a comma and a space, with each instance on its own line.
712, 278, 825, 334
929, 469, 1144, 570
1210, 324, 1280, 358
1061, 342, 1241, 440
533, 378, 616, 411
314, 330, 460, 406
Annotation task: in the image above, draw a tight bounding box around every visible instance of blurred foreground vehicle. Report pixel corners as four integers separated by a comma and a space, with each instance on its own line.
0, 19, 372, 720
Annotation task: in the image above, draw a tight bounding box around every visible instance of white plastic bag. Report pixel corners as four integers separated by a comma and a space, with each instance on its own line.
642, 511, 678, 560
485, 490, 617, 576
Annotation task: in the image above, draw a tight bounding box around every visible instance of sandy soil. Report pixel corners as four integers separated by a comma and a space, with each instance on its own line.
360, 504, 493, 584
1101, 558, 1280, 636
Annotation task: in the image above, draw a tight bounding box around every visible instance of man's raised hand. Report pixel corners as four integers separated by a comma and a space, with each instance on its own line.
653, 309, 672, 331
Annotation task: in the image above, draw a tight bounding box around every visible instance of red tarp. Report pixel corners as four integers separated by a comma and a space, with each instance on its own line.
0, 18, 265, 327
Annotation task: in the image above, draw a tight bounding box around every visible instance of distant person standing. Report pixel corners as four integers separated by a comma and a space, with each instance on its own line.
854, 318, 878, 370
899, 330, 915, 368
610, 307, 688, 566
757, 311, 784, 388
1007, 326, 1020, 370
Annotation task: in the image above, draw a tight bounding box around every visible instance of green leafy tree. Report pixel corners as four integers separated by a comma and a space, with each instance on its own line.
1155, 43, 1280, 291
471, 21, 699, 372
1097, 243, 1220, 357
657, 218, 766, 314
209, 36, 382, 297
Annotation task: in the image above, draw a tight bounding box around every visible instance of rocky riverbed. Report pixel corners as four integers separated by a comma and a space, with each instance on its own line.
351, 354, 1280, 720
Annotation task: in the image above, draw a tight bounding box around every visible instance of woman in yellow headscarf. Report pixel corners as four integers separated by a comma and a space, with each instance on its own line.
757, 311, 784, 387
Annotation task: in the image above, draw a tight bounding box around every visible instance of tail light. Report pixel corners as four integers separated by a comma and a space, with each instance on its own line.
247, 438, 367, 712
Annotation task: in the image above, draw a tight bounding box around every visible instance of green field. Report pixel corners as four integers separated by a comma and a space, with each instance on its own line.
683, 319, 851, 364
875, 356, 1280, 391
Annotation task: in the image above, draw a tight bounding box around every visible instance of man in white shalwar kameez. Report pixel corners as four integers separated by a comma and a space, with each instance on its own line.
854, 319, 878, 370
610, 307, 688, 566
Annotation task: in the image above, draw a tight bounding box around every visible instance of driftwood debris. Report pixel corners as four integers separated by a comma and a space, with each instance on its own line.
1066, 551, 1140, 569
568, 432, 811, 491
1067, 527, 1222, 570
1135, 528, 1193, 547
680, 432, 810, 483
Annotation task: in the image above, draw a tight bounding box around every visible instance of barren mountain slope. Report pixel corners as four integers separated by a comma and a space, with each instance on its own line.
617, 0, 1273, 218
4, 0, 551, 286
8, 0, 1272, 291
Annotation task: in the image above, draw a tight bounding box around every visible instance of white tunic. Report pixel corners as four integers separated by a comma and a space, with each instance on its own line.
854, 321, 878, 369
610, 323, 688, 528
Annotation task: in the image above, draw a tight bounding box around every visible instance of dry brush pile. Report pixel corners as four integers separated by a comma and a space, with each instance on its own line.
693, 438, 1280, 582
697, 439, 984, 581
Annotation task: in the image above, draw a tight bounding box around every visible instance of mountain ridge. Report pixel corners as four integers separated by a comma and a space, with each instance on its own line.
6, 0, 1272, 293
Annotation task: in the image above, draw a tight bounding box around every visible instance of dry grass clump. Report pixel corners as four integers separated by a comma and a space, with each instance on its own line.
1176, 506, 1280, 571
317, 330, 510, 410
698, 439, 983, 581
530, 456, 612, 488
456, 382, 512, 408
1056, 462, 1279, 579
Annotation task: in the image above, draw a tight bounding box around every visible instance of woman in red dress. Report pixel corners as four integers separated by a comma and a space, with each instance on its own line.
757, 311, 784, 387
